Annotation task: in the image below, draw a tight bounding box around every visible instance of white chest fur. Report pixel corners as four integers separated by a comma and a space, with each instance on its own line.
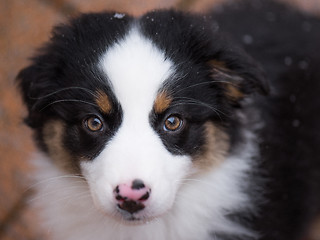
30, 134, 258, 240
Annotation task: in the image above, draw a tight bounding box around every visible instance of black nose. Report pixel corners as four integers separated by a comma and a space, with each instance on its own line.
131, 179, 145, 190
118, 200, 145, 214
115, 179, 151, 215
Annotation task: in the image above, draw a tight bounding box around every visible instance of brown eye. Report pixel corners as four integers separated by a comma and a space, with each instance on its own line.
164, 115, 183, 132
85, 116, 103, 132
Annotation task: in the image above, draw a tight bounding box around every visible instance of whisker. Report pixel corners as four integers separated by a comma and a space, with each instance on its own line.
172, 80, 234, 95
170, 99, 226, 120
172, 81, 212, 94
180, 178, 217, 188
38, 99, 99, 111
28, 87, 98, 100
62, 192, 92, 205
25, 175, 86, 193
28, 185, 89, 203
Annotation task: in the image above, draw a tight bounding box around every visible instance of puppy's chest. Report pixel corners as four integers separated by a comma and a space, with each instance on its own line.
32, 150, 257, 240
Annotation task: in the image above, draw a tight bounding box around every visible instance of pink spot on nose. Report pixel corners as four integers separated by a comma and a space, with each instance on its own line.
114, 180, 151, 214
114, 180, 151, 202
119, 184, 146, 201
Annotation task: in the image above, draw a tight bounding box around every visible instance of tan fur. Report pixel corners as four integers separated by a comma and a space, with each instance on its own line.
154, 91, 172, 113
95, 90, 112, 114
208, 59, 228, 71
42, 120, 79, 173
224, 83, 245, 101
194, 122, 230, 171
208, 60, 245, 101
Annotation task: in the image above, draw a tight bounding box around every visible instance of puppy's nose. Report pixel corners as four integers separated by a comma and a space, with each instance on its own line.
131, 179, 146, 190
114, 179, 151, 214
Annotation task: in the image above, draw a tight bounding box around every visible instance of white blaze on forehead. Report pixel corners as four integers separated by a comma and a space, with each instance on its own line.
100, 28, 173, 118
85, 28, 191, 219
91, 28, 191, 215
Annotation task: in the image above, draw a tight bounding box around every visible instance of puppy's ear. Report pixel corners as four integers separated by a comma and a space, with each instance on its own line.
17, 65, 40, 128
16, 63, 56, 128
207, 43, 269, 104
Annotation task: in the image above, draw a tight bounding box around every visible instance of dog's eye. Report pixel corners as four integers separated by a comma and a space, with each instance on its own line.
84, 116, 103, 132
163, 115, 183, 132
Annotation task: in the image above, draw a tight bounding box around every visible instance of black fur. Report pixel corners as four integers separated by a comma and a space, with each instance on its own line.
17, 12, 130, 160
211, 1, 320, 239
17, 0, 320, 239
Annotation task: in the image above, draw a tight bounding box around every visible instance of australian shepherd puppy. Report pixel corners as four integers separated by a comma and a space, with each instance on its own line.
17, 0, 320, 239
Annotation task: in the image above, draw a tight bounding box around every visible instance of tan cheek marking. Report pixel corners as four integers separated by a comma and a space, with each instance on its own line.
43, 120, 80, 173
95, 90, 112, 114
193, 122, 230, 171
154, 91, 173, 114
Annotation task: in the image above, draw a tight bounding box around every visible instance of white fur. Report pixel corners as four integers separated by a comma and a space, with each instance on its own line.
91, 27, 192, 221
30, 132, 257, 240
29, 28, 258, 239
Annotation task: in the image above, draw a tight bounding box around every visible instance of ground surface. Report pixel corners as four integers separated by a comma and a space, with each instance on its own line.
0, 0, 319, 239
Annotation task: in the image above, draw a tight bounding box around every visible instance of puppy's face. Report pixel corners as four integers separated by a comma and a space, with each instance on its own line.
18, 11, 266, 222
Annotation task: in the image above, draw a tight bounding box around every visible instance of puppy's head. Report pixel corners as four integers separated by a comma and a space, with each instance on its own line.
17, 11, 267, 222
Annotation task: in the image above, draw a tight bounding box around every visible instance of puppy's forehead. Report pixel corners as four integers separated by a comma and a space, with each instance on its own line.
99, 28, 173, 116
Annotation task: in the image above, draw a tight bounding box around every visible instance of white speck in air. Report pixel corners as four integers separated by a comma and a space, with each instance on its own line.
292, 119, 300, 128
114, 13, 125, 19
298, 60, 309, 70
242, 34, 253, 45
284, 56, 293, 66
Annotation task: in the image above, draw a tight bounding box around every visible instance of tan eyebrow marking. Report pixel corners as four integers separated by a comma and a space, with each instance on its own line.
95, 90, 112, 114
154, 90, 173, 114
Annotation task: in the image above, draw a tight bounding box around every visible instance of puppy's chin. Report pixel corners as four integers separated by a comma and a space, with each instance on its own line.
90, 192, 171, 225
112, 212, 159, 226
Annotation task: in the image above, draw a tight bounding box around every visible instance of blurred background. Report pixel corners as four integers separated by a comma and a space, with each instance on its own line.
0, 0, 320, 239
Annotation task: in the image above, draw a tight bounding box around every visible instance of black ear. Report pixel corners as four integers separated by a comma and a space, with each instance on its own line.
207, 39, 269, 103
16, 60, 59, 128
17, 65, 43, 128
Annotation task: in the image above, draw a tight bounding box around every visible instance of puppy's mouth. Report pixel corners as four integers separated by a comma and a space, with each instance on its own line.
114, 205, 156, 224
117, 207, 143, 222
117, 199, 145, 214
115, 198, 157, 224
